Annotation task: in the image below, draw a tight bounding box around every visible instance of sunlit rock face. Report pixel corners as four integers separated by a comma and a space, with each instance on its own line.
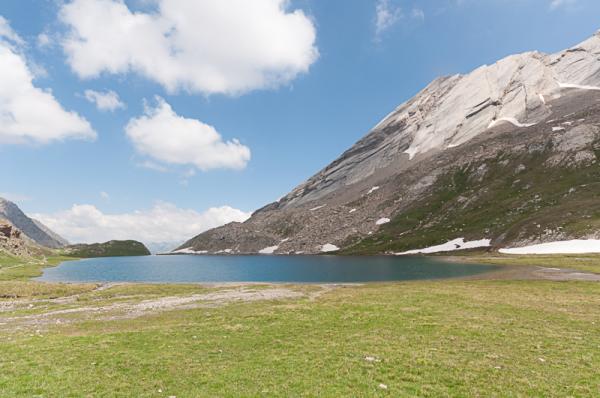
179, 32, 600, 255
278, 32, 600, 208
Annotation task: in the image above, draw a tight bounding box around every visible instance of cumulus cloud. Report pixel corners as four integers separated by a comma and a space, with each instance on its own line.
59, 0, 319, 95
37, 33, 52, 49
32, 201, 251, 249
374, 1, 424, 42
375, 0, 403, 39
126, 97, 251, 171
549, 0, 577, 9
84, 89, 125, 111
0, 16, 24, 45
0, 17, 95, 145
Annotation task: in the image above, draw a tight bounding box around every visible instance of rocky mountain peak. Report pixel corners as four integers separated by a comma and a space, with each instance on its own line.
179, 30, 600, 255
0, 197, 68, 249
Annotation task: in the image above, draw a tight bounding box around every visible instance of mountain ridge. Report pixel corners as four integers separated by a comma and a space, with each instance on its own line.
178, 31, 600, 255
0, 197, 68, 249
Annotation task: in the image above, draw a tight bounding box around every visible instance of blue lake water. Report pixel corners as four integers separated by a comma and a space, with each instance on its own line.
36, 255, 498, 283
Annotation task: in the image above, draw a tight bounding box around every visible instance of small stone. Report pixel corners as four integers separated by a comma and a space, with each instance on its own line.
538, 358, 546, 363
378, 383, 388, 390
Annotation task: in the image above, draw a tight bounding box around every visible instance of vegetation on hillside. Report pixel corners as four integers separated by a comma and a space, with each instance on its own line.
63, 240, 151, 258
343, 144, 600, 254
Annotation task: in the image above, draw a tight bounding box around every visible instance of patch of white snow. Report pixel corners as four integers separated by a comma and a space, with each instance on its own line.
367, 186, 380, 195
488, 117, 535, 129
499, 239, 600, 254
538, 93, 546, 104
404, 147, 419, 160
396, 238, 491, 255
559, 82, 600, 91
309, 205, 326, 211
552, 126, 565, 132
376, 218, 390, 225
321, 244, 340, 253
172, 248, 208, 254
259, 245, 279, 254
349, 208, 357, 213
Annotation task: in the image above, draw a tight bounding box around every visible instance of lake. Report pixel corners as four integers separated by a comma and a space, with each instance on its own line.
36, 255, 498, 283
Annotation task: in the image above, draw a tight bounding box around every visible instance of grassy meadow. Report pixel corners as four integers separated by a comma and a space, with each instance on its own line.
0, 253, 600, 396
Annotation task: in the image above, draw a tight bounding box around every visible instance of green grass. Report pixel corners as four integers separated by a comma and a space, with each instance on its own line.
0, 253, 76, 281
453, 252, 600, 274
343, 146, 600, 255
1, 251, 600, 396
1, 280, 600, 396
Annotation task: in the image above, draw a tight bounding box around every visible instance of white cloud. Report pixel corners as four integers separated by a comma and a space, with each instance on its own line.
37, 33, 51, 49
126, 97, 251, 171
0, 16, 24, 45
374, 1, 424, 41
84, 89, 125, 111
100, 191, 110, 200
59, 0, 319, 95
549, 0, 577, 9
375, 0, 403, 39
411, 8, 425, 20
32, 201, 251, 247
0, 18, 95, 145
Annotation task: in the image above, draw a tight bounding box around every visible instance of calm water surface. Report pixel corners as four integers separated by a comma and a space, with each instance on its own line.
37, 255, 498, 283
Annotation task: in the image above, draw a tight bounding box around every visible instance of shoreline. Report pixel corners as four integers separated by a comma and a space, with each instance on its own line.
30, 252, 600, 285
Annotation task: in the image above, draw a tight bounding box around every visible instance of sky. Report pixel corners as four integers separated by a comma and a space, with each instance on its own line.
1, 0, 599, 250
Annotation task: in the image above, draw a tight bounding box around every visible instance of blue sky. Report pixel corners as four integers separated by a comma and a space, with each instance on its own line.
1, 0, 599, 247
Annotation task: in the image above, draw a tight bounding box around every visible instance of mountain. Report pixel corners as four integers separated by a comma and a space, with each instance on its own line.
64, 240, 151, 258
0, 198, 68, 249
178, 31, 600, 255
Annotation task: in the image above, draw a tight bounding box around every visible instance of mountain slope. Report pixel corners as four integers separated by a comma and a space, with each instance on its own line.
0, 198, 68, 249
179, 31, 600, 255
64, 240, 151, 258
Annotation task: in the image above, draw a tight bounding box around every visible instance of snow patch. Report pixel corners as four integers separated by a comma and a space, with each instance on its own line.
376, 218, 390, 225
309, 204, 326, 211
349, 208, 357, 213
259, 245, 279, 254
172, 248, 208, 254
367, 186, 380, 195
404, 146, 419, 160
538, 93, 546, 104
396, 238, 491, 255
280, 238, 290, 243
488, 117, 535, 129
499, 240, 600, 254
559, 82, 600, 91
552, 126, 565, 132
321, 244, 340, 253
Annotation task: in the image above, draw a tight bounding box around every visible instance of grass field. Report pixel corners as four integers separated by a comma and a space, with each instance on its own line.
1, 253, 600, 396
453, 252, 600, 274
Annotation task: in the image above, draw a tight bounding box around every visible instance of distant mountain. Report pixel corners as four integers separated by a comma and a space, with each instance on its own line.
65, 240, 151, 258
179, 30, 600, 255
145, 241, 182, 254
0, 198, 68, 249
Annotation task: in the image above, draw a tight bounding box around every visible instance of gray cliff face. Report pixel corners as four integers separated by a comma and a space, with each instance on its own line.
0, 198, 68, 249
178, 31, 600, 255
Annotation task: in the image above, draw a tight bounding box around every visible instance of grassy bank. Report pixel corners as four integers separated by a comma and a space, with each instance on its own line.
1, 253, 600, 396
448, 252, 600, 274
1, 279, 599, 396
